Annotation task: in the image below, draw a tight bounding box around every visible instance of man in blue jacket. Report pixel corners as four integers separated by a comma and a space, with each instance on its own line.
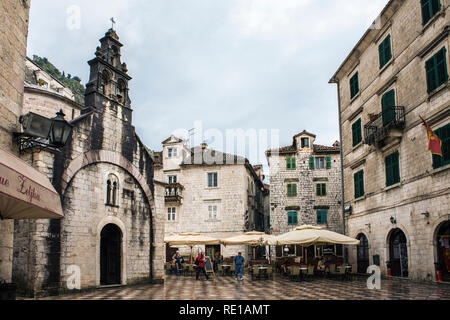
233, 252, 245, 281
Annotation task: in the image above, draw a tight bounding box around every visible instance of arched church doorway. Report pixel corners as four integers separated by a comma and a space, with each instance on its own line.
356, 233, 370, 274
100, 224, 122, 285
389, 228, 408, 277
436, 220, 450, 282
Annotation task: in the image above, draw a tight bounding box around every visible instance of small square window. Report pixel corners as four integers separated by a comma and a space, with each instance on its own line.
301, 138, 310, 148
288, 212, 298, 225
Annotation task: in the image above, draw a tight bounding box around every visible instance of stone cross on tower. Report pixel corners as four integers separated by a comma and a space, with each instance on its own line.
110, 17, 116, 30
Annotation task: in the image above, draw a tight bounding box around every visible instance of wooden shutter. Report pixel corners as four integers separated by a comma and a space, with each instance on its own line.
309, 156, 315, 170
326, 156, 332, 169
382, 89, 396, 126
436, 47, 448, 86
322, 184, 327, 196
316, 184, 321, 196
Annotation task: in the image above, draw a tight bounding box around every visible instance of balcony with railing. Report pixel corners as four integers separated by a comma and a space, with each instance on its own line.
165, 184, 183, 203
364, 106, 405, 147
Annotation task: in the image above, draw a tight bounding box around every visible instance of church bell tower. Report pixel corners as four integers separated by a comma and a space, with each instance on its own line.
84, 27, 133, 123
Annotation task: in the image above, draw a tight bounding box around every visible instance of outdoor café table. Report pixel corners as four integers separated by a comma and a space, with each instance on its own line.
222, 264, 231, 275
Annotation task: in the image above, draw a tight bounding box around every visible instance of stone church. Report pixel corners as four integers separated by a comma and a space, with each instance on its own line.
13, 28, 165, 297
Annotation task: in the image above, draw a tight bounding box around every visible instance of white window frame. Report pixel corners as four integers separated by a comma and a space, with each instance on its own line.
208, 205, 218, 220
168, 147, 177, 158
167, 207, 176, 221
168, 175, 177, 184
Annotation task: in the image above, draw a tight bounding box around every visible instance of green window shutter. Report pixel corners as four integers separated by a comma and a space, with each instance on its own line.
322, 184, 327, 196
316, 184, 321, 196
326, 156, 332, 169
287, 184, 297, 197
309, 156, 315, 170
352, 119, 362, 147
426, 47, 448, 93
432, 124, 450, 169
350, 72, 359, 99
382, 89, 396, 126
317, 210, 328, 225
287, 157, 297, 170
436, 47, 448, 86
421, 0, 441, 25
354, 170, 364, 198
385, 151, 400, 187
379, 35, 392, 69
288, 212, 298, 225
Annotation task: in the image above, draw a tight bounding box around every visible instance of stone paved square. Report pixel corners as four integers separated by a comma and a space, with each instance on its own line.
23, 274, 450, 300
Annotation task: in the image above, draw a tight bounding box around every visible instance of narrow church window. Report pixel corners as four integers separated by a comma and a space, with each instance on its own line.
106, 174, 119, 206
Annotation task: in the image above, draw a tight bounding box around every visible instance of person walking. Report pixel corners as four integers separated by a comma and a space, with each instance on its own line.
233, 252, 245, 281
172, 251, 184, 276
195, 252, 209, 281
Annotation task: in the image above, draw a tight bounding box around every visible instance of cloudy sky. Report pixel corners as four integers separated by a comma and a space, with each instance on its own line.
27, 0, 388, 176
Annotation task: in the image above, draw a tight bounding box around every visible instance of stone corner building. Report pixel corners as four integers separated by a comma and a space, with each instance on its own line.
13, 29, 165, 297
266, 131, 342, 258
330, 0, 450, 281
0, 0, 30, 284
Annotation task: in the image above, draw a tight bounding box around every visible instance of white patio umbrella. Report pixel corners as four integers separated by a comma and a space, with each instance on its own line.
164, 232, 220, 262
222, 231, 274, 260
268, 225, 360, 246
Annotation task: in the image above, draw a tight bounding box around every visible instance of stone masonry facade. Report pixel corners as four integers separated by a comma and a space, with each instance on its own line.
330, 0, 450, 282
154, 136, 268, 260
0, 0, 30, 283
266, 131, 342, 239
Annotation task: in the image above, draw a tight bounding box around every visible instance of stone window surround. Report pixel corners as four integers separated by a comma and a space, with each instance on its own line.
105, 172, 121, 207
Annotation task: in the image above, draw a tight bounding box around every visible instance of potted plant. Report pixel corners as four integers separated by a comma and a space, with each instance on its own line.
0, 279, 17, 300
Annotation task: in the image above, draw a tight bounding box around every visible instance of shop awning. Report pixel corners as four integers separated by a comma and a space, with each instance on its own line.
0, 148, 63, 220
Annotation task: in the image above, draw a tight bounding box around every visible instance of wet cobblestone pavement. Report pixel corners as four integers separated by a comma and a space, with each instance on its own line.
23, 274, 450, 300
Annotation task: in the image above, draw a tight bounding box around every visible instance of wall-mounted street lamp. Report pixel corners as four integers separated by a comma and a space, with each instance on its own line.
390, 216, 397, 225
49, 110, 73, 147
15, 109, 73, 153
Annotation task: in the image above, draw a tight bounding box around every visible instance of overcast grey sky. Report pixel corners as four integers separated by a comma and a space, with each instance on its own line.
27, 0, 388, 174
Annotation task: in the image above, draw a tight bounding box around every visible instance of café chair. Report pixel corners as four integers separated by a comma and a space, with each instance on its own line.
252, 266, 260, 281
266, 266, 273, 280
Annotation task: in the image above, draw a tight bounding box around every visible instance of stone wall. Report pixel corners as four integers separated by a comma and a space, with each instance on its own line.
0, 0, 30, 283
268, 144, 342, 235
23, 88, 82, 121
332, 0, 450, 281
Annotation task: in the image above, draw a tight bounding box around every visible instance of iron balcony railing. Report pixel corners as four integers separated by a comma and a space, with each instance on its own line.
165, 184, 183, 203
364, 106, 405, 146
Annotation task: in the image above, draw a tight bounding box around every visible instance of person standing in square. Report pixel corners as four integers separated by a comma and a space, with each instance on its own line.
233, 252, 245, 280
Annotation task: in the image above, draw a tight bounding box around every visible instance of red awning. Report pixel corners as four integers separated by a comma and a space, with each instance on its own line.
0, 148, 63, 219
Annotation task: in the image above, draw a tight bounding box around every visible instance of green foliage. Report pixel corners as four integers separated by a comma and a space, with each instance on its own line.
32, 55, 85, 105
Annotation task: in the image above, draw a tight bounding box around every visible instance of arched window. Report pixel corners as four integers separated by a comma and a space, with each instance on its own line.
100, 70, 111, 95
117, 79, 126, 104
106, 174, 119, 206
